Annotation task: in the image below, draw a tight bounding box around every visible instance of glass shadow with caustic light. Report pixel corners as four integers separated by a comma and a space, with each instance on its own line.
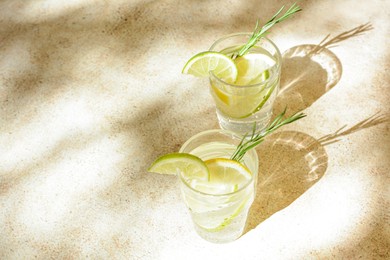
273, 23, 373, 117
244, 131, 328, 233
244, 111, 388, 234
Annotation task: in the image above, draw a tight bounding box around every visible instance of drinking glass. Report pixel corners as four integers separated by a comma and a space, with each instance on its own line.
179, 129, 259, 243
209, 33, 282, 135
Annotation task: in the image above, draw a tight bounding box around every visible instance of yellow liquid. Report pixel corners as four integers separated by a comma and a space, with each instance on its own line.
210, 45, 279, 135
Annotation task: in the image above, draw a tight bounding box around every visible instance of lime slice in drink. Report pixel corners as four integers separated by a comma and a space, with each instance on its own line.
182, 51, 238, 83
205, 194, 252, 232
193, 158, 253, 231
148, 153, 209, 181
234, 53, 275, 85
210, 53, 277, 119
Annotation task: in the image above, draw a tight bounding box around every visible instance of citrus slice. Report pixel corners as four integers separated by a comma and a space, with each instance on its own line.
204, 158, 252, 192
234, 53, 275, 85
210, 80, 277, 119
148, 153, 209, 181
210, 53, 278, 119
205, 195, 251, 232
191, 158, 253, 231
182, 51, 238, 83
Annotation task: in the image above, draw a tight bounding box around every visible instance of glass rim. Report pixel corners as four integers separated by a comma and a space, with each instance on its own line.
209, 32, 282, 89
178, 129, 257, 197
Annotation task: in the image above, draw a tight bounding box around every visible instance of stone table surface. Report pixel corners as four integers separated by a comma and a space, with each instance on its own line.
0, 0, 389, 259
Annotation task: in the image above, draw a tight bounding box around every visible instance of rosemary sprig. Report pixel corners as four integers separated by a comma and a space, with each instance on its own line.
235, 3, 302, 58
230, 109, 306, 162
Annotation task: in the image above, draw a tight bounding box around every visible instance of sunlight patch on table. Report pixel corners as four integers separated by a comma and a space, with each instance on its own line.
14, 134, 126, 235
0, 96, 100, 174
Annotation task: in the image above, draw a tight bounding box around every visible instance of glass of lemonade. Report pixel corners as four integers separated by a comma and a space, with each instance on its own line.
209, 33, 282, 135
179, 129, 259, 243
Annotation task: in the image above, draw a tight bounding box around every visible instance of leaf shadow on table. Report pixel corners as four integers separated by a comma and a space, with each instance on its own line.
273, 23, 373, 117
244, 112, 389, 234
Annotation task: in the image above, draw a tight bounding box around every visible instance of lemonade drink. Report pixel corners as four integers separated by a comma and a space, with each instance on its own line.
179, 129, 258, 243
150, 3, 302, 244
149, 111, 305, 243
209, 33, 282, 135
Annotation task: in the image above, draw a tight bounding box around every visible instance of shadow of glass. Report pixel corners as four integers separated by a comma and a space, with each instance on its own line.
244, 111, 388, 234
273, 44, 342, 116
273, 23, 373, 116
245, 131, 328, 233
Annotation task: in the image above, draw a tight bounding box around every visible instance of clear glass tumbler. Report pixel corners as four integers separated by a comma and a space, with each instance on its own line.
209, 33, 282, 136
179, 129, 259, 243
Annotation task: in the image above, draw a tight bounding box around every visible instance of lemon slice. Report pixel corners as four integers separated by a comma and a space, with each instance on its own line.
211, 80, 276, 119
234, 53, 275, 85
148, 153, 209, 181
204, 158, 252, 191
205, 195, 251, 232
182, 51, 238, 83
210, 53, 277, 119
191, 158, 253, 231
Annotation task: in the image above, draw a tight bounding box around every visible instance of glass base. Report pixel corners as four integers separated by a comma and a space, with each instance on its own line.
216, 109, 273, 136
192, 202, 252, 243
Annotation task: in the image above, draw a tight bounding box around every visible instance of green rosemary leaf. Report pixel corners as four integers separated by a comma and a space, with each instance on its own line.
230, 110, 306, 162
236, 3, 302, 57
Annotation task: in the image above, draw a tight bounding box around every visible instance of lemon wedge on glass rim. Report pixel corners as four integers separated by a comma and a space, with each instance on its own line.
183, 51, 277, 119
182, 51, 238, 83
148, 153, 210, 181
149, 153, 253, 232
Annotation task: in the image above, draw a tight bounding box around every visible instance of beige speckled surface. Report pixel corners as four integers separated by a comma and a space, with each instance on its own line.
1, 0, 389, 259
